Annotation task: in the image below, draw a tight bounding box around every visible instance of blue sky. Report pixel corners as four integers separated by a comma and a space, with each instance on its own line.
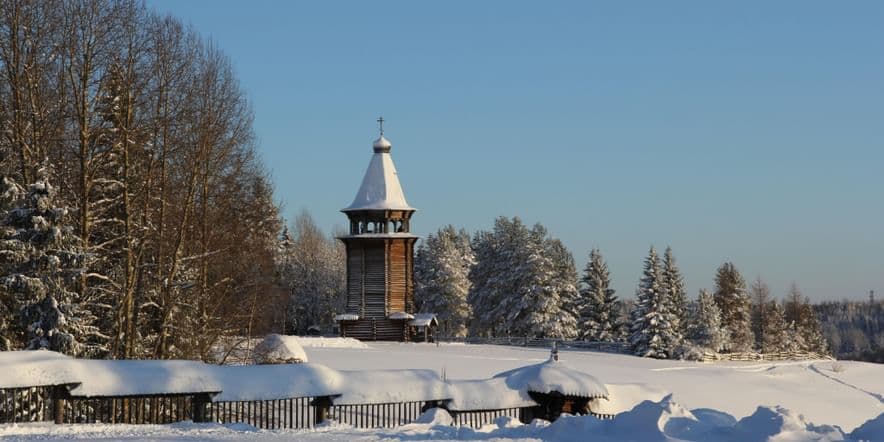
149, 1, 883, 302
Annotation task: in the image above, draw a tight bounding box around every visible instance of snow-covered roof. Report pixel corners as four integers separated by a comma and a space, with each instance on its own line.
445, 378, 537, 411
211, 364, 342, 402
409, 313, 438, 327
334, 369, 450, 405
252, 334, 308, 364
343, 136, 414, 212
0, 350, 79, 388
493, 357, 608, 399
2, 355, 219, 396
389, 312, 414, 320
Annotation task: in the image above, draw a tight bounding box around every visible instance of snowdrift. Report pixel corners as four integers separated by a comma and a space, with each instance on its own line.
493, 356, 608, 398
252, 334, 308, 364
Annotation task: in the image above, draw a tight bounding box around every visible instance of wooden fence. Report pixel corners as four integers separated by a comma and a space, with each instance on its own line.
701, 351, 832, 363
61, 395, 197, 424
208, 397, 316, 429
436, 337, 630, 353
330, 401, 426, 428
0, 387, 54, 423
450, 408, 523, 428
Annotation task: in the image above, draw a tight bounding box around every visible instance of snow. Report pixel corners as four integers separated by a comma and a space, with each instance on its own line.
409, 313, 438, 327
4, 396, 881, 441
343, 146, 414, 212
588, 383, 669, 416
334, 369, 449, 405
210, 364, 341, 402
8, 358, 219, 397
372, 135, 391, 150
252, 334, 308, 364
296, 337, 369, 349
445, 378, 537, 411
2, 343, 883, 440
0, 350, 78, 388
306, 342, 882, 432
333, 314, 359, 321
388, 312, 414, 320
492, 356, 608, 398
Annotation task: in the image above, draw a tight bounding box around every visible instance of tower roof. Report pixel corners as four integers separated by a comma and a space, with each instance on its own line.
343, 132, 414, 212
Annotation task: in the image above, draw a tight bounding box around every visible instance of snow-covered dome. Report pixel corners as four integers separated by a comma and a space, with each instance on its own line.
343, 134, 414, 212
252, 334, 308, 364
493, 356, 608, 399
373, 135, 392, 153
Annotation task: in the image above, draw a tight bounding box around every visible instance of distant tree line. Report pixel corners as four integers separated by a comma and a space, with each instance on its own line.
0, 0, 283, 361
404, 217, 833, 360
816, 297, 884, 362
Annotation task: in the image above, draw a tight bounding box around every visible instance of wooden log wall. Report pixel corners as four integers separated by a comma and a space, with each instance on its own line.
363, 244, 386, 319
388, 241, 407, 313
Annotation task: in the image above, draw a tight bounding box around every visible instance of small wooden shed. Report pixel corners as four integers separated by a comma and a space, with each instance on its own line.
408, 313, 439, 342
492, 346, 609, 422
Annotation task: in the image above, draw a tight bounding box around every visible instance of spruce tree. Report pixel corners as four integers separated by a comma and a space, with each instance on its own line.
578, 248, 621, 341
761, 300, 788, 353
713, 262, 754, 352
661, 247, 687, 342
467, 217, 577, 338
414, 225, 475, 337
687, 289, 728, 352
749, 276, 771, 351
629, 247, 679, 358
0, 175, 94, 355
783, 283, 828, 355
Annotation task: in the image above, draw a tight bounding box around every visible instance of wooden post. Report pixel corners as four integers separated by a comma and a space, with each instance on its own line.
52, 386, 66, 424
312, 396, 332, 425
191, 393, 211, 423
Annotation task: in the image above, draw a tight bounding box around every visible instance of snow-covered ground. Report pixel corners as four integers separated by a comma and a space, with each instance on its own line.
2, 342, 882, 441
308, 342, 883, 432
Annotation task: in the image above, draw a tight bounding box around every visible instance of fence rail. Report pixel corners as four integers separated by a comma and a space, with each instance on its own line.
330, 401, 425, 428
63, 395, 194, 424
701, 351, 833, 363
0, 387, 54, 423
437, 337, 631, 353
451, 408, 523, 428
209, 397, 315, 429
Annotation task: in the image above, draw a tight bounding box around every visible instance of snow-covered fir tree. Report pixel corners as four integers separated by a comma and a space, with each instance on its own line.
468, 217, 577, 338
629, 246, 680, 359
0, 174, 97, 355
414, 225, 475, 337
468, 221, 516, 336
749, 276, 771, 351
536, 234, 579, 339
578, 248, 622, 341
686, 289, 728, 352
661, 246, 687, 341
760, 300, 788, 353
713, 262, 754, 352
784, 283, 828, 355
0, 176, 24, 350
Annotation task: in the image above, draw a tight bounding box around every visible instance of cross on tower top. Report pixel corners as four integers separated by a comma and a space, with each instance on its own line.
377, 116, 385, 136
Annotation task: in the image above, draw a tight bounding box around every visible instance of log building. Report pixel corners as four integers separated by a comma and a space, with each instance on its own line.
335, 120, 418, 341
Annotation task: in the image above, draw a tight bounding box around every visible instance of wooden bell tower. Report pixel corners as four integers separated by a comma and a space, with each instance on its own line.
335, 118, 418, 341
